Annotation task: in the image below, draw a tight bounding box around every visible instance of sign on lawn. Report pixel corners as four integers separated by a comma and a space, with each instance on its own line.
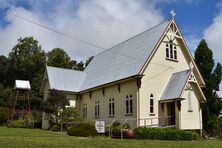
95, 121, 105, 133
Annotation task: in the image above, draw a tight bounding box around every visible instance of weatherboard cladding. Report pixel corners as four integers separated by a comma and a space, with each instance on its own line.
46, 20, 170, 92
161, 70, 191, 100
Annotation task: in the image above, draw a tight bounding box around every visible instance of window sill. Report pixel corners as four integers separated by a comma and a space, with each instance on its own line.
149, 113, 155, 116
188, 110, 193, 112
108, 115, 115, 118
125, 113, 133, 116
94, 116, 100, 119
166, 58, 178, 62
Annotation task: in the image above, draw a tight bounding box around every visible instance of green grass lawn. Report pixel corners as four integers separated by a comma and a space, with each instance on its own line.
0, 126, 221, 148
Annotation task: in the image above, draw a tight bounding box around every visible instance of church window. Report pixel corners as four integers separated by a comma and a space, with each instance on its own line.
126, 94, 133, 114
150, 94, 154, 113
109, 98, 115, 116
166, 40, 178, 61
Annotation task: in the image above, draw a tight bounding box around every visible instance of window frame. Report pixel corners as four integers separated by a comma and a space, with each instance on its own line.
95, 100, 100, 118
126, 94, 133, 115
82, 103, 87, 118
108, 98, 115, 116
165, 41, 178, 61
149, 94, 154, 114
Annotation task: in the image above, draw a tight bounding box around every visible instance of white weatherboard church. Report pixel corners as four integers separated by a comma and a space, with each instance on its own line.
40, 14, 206, 133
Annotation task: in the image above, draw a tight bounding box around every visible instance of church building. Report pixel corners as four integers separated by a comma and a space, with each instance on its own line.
40, 15, 206, 132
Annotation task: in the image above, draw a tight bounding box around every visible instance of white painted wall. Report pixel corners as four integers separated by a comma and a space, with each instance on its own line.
139, 35, 190, 126
180, 83, 202, 130
81, 80, 138, 128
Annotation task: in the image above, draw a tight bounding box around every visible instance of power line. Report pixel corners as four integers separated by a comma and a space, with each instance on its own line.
9, 13, 147, 61
9, 13, 106, 52
9, 13, 173, 67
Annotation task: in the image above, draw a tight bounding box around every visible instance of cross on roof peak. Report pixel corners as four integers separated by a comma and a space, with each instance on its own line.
170, 10, 176, 20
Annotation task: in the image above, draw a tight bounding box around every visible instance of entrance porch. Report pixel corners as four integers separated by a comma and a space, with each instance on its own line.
159, 100, 182, 129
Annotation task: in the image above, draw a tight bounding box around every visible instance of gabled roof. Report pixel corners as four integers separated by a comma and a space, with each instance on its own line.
161, 70, 191, 101
80, 20, 169, 91
43, 19, 205, 94
46, 66, 85, 92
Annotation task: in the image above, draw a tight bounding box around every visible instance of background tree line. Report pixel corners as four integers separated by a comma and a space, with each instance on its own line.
0, 36, 93, 125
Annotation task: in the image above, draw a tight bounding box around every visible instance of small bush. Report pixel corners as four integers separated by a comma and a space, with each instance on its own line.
10, 120, 28, 128
134, 127, 199, 140
106, 121, 130, 131
50, 124, 61, 132
67, 123, 98, 137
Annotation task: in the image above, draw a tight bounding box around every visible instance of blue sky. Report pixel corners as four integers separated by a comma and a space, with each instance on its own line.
0, 0, 222, 93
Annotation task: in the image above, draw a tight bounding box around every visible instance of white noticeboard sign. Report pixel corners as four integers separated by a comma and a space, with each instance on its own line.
95, 121, 105, 133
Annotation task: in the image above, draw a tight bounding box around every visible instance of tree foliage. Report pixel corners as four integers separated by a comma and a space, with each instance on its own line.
0, 55, 9, 86
42, 89, 69, 123
58, 107, 81, 122
0, 36, 93, 126
7, 37, 46, 94
0, 85, 14, 108
194, 39, 222, 135
47, 48, 76, 69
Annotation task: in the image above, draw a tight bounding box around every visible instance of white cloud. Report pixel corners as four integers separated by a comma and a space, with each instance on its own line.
203, 3, 222, 96
0, 0, 164, 61
203, 8, 222, 62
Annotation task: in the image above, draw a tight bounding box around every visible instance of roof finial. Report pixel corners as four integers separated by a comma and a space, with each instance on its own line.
170, 9, 176, 20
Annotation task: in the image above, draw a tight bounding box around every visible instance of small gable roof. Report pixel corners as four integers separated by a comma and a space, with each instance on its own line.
161, 70, 191, 101
46, 66, 85, 92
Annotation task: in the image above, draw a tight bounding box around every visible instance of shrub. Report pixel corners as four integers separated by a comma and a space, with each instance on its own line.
134, 127, 199, 140
50, 124, 61, 132
10, 120, 28, 128
58, 107, 82, 122
67, 123, 98, 137
32, 110, 42, 128
107, 121, 130, 131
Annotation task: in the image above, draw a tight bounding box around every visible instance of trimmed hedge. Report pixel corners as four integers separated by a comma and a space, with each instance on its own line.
67, 123, 98, 137
134, 127, 199, 140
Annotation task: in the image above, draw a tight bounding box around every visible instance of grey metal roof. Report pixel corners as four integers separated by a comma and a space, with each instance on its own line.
45, 20, 170, 92
80, 20, 169, 91
47, 66, 85, 92
161, 70, 191, 100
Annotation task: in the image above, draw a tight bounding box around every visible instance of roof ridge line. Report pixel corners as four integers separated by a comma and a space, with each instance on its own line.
47, 65, 85, 73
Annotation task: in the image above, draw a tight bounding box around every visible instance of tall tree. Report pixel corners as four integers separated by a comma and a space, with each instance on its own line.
194, 39, 222, 134
8, 37, 46, 94
47, 48, 77, 69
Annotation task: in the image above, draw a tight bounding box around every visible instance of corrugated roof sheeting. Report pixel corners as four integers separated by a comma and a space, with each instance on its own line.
161, 69, 191, 100
80, 20, 169, 91
45, 20, 170, 92
47, 66, 85, 92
